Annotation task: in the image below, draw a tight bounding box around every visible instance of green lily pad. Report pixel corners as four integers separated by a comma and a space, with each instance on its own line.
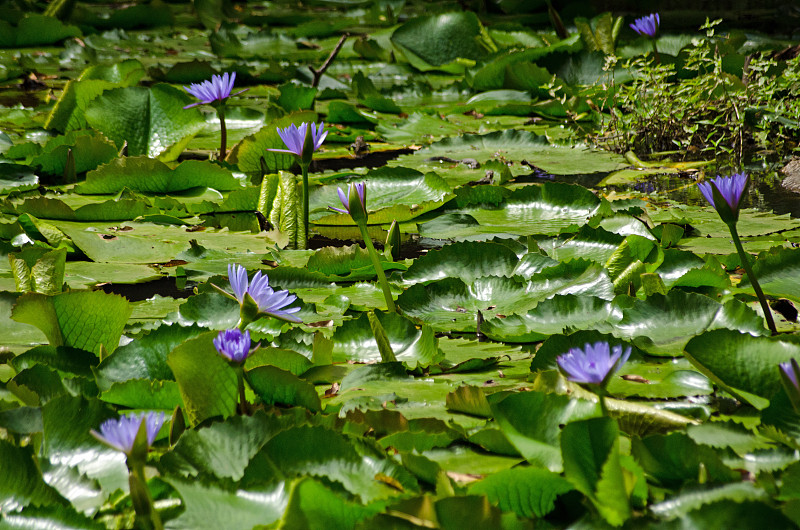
80, 59, 145, 85
9, 196, 157, 222
0, 164, 38, 195
54, 221, 274, 264
391, 12, 489, 72
416, 130, 627, 175
604, 291, 768, 356
11, 291, 131, 355
84, 84, 206, 159
402, 241, 520, 285
469, 35, 583, 91
684, 329, 800, 406
45, 79, 118, 133
280, 477, 383, 529
536, 225, 625, 264
738, 246, 800, 303
397, 276, 537, 332
311, 166, 452, 225
331, 311, 442, 368
482, 295, 620, 342
376, 112, 470, 144
0, 14, 81, 48
525, 259, 615, 301
167, 331, 238, 426
306, 244, 406, 280
164, 479, 287, 530
492, 390, 601, 472
468, 467, 574, 519
30, 130, 119, 177
76, 157, 242, 195
436, 183, 604, 237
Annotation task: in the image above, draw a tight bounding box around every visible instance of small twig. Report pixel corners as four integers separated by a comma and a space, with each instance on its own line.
310, 33, 349, 88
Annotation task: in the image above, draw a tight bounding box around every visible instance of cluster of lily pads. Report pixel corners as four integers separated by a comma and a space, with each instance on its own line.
3, 1, 800, 529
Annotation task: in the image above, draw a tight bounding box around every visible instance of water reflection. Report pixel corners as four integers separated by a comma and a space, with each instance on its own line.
606, 154, 797, 218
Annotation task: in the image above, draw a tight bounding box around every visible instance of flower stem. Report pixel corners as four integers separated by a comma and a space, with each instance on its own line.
235, 366, 250, 415
300, 163, 310, 247
128, 461, 163, 530
651, 39, 660, 65
598, 393, 609, 417
217, 106, 227, 161
357, 221, 396, 313
728, 223, 777, 335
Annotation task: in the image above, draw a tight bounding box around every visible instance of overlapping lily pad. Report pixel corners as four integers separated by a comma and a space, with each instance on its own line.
411, 130, 627, 175
312, 166, 453, 225
2, 3, 800, 529
397, 276, 537, 332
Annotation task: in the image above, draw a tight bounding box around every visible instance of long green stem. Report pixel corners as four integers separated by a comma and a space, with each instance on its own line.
598, 393, 609, 417
357, 221, 396, 313
300, 163, 310, 246
129, 462, 163, 530
651, 39, 660, 65
217, 106, 227, 160
729, 224, 777, 335
235, 366, 249, 415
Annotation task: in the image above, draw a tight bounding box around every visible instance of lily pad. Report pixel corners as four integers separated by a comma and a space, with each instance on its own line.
331, 311, 442, 368
482, 295, 620, 342
0, 164, 38, 194
0, 14, 81, 48
76, 157, 243, 195
603, 291, 768, 356
311, 166, 453, 225
684, 329, 800, 406
84, 84, 206, 159
401, 241, 520, 285
415, 130, 627, 175
54, 221, 275, 264
391, 12, 489, 72
397, 276, 538, 332
449, 182, 605, 236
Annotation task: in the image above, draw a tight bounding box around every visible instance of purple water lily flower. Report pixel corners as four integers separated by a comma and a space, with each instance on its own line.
268, 122, 327, 157
228, 262, 248, 303
329, 182, 366, 215
780, 359, 800, 412
183, 72, 247, 109
91, 411, 165, 455
214, 328, 253, 363
781, 359, 799, 387
557, 341, 631, 386
227, 264, 302, 322
697, 172, 748, 213
630, 13, 659, 38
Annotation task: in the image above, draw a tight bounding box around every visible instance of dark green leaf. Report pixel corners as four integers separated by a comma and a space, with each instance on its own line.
84, 84, 205, 159
492, 390, 600, 471
164, 479, 287, 530
167, 332, 238, 426
246, 365, 322, 412
468, 467, 574, 519
11, 291, 131, 355
76, 157, 242, 194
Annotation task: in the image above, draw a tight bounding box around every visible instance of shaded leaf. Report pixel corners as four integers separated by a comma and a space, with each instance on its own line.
467, 467, 574, 519
11, 291, 131, 355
